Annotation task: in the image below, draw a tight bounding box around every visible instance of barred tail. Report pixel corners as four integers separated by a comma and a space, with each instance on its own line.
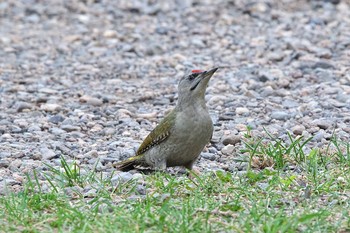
115, 155, 144, 171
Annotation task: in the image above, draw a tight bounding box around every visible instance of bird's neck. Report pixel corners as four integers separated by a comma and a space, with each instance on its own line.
176, 96, 207, 113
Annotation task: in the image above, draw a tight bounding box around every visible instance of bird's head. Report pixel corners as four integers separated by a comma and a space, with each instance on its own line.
177, 67, 218, 106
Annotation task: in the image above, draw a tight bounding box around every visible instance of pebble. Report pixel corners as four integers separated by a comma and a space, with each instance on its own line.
201, 152, 216, 161
313, 130, 325, 142
282, 99, 299, 108
136, 184, 146, 195
235, 124, 248, 132
79, 95, 103, 106
292, 125, 306, 135
111, 172, 134, 185
84, 150, 98, 158
40, 103, 61, 112
15, 101, 33, 112
0, 160, 10, 168
61, 125, 81, 132
222, 135, 241, 146
235, 107, 250, 115
312, 119, 333, 130
50, 127, 66, 135
40, 147, 57, 160
271, 111, 291, 120
48, 115, 65, 124
104, 127, 116, 136
221, 145, 235, 156
132, 173, 144, 180
27, 124, 41, 132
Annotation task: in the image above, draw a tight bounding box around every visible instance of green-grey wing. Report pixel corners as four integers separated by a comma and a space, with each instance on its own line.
136, 110, 175, 155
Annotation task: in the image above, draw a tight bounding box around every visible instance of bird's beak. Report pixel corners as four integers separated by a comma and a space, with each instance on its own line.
190, 67, 218, 91
203, 67, 219, 79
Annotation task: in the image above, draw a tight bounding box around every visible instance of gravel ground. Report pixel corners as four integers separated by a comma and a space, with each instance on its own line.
0, 0, 350, 194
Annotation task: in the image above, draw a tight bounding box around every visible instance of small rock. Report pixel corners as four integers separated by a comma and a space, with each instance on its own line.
257, 182, 269, 190
136, 184, 146, 195
260, 86, 275, 97
221, 145, 235, 155
40, 103, 61, 112
64, 186, 83, 198
27, 124, 41, 132
50, 127, 66, 135
222, 135, 241, 146
48, 115, 65, 124
84, 150, 98, 158
132, 173, 143, 180
208, 147, 218, 154
111, 172, 133, 185
104, 127, 116, 136
10, 125, 23, 133
268, 51, 284, 62
61, 125, 81, 132
282, 99, 299, 108
292, 125, 305, 135
38, 88, 57, 94
9, 160, 22, 170
312, 119, 333, 130
271, 111, 291, 120
0, 160, 9, 168
79, 95, 103, 106
15, 101, 33, 112
336, 93, 350, 103
235, 107, 249, 115
103, 30, 118, 38
84, 189, 97, 198
313, 130, 324, 142
201, 152, 216, 161
312, 61, 335, 70
235, 124, 248, 132
40, 147, 57, 160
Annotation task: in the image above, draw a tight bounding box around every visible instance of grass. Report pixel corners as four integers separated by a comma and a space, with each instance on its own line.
1, 131, 350, 232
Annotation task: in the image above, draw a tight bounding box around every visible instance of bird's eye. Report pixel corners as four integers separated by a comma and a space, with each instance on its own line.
188, 73, 200, 81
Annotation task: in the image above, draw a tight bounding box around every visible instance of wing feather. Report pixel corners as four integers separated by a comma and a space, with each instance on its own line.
136, 110, 175, 155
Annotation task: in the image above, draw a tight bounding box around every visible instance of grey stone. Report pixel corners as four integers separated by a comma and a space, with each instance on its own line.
0, 160, 10, 168
235, 107, 249, 115
15, 101, 33, 112
79, 95, 103, 106
271, 111, 291, 120
221, 145, 235, 155
201, 152, 216, 161
282, 99, 299, 108
111, 172, 133, 185
104, 127, 116, 136
48, 115, 65, 124
50, 127, 66, 135
61, 125, 80, 132
312, 119, 333, 130
136, 184, 146, 195
222, 135, 241, 146
40, 103, 61, 112
27, 124, 41, 132
40, 147, 57, 160
292, 125, 305, 135
313, 130, 325, 142
260, 86, 275, 97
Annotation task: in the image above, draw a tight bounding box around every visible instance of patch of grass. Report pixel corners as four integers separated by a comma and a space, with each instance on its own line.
1, 133, 350, 232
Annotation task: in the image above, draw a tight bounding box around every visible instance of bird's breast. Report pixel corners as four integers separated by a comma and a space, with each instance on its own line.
144, 106, 214, 167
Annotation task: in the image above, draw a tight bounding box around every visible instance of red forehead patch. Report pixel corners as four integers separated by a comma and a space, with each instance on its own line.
191, 69, 203, 73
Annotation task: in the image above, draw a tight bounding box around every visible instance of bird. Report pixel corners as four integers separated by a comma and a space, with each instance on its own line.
115, 67, 218, 172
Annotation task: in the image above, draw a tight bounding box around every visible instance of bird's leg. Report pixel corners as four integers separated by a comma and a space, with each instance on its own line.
184, 161, 201, 178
